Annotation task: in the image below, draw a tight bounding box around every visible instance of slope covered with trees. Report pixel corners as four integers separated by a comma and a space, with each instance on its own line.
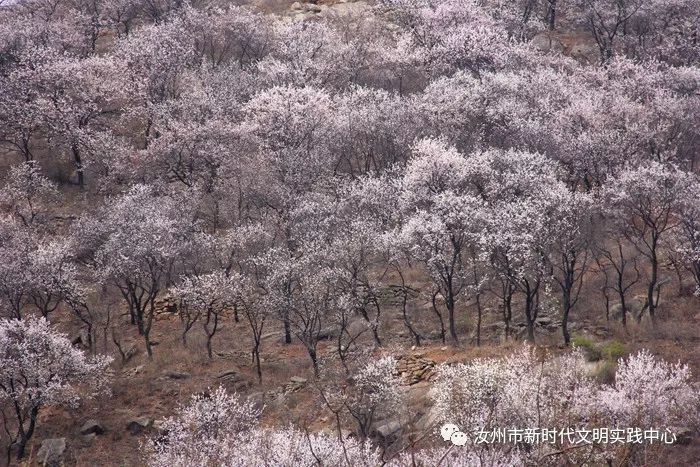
1, 0, 700, 465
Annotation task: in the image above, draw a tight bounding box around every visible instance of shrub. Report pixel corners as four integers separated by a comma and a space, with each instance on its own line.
600, 340, 627, 361
571, 334, 601, 361
598, 350, 700, 428
593, 360, 617, 384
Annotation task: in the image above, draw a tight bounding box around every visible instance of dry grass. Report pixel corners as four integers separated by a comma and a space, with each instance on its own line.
11, 249, 700, 466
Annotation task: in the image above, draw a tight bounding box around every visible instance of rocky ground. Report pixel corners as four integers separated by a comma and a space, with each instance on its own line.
18, 280, 700, 466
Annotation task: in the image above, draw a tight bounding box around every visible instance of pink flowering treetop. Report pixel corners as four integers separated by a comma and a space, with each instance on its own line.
0, 316, 111, 460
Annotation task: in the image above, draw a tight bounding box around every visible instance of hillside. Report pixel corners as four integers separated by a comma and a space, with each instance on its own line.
1, 0, 700, 466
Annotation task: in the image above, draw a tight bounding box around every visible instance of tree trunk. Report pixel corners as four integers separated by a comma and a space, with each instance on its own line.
71, 143, 85, 189
523, 282, 538, 343
562, 298, 571, 346
431, 291, 446, 344
561, 266, 574, 346
447, 290, 458, 344
253, 343, 262, 383
548, 0, 557, 30
475, 293, 483, 347
15, 405, 39, 460
144, 333, 153, 359
647, 244, 658, 324
309, 347, 319, 377
205, 312, 219, 359
283, 311, 292, 344
502, 284, 513, 339
370, 298, 382, 346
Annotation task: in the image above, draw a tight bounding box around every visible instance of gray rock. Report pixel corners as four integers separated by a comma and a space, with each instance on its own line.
234, 380, 251, 392
121, 364, 144, 379
535, 317, 552, 326
347, 318, 370, 337
80, 419, 105, 436
610, 294, 659, 322
373, 420, 403, 439
414, 408, 440, 433
570, 43, 598, 61
247, 392, 265, 412
425, 330, 444, 340
119, 344, 139, 363
530, 33, 564, 53
165, 371, 191, 380
268, 391, 287, 409
261, 331, 284, 341
36, 438, 66, 466
317, 326, 341, 340
285, 376, 308, 393
670, 427, 694, 445
217, 371, 244, 384
127, 417, 153, 435
515, 326, 528, 339
71, 329, 91, 348
218, 370, 251, 392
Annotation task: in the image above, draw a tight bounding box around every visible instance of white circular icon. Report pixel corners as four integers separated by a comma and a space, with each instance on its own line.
450, 430, 468, 446
440, 423, 460, 441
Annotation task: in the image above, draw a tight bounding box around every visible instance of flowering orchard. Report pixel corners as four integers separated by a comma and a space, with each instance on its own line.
2, 0, 700, 463
144, 350, 699, 466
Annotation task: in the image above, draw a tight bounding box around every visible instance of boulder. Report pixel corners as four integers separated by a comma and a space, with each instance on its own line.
515, 326, 529, 340
396, 355, 436, 385
425, 330, 444, 340
347, 318, 370, 337
610, 295, 650, 322
285, 376, 308, 393
36, 438, 66, 466
234, 380, 251, 392
267, 390, 288, 409
217, 371, 244, 384
121, 364, 144, 378
488, 322, 506, 331
80, 419, 105, 436
164, 371, 191, 380
535, 316, 552, 326
670, 427, 694, 445
317, 326, 341, 340
127, 417, 153, 435
71, 329, 91, 348
218, 370, 252, 392
261, 331, 284, 342
373, 420, 402, 441
247, 392, 265, 412
414, 408, 440, 433
530, 33, 564, 53
570, 43, 599, 61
